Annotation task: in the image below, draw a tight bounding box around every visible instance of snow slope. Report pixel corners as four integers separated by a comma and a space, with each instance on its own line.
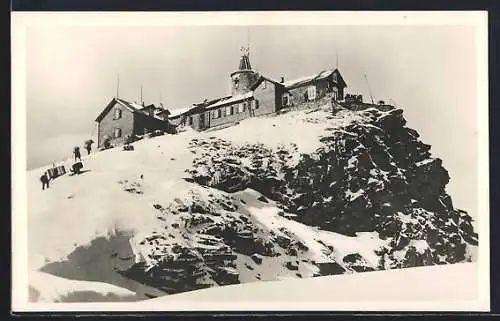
22, 263, 485, 311
29, 271, 137, 303
27, 107, 365, 266
144, 263, 479, 308
25, 102, 479, 303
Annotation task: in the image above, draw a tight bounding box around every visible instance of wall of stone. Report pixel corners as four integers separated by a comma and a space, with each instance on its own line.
287, 78, 339, 106
231, 71, 259, 96
97, 102, 135, 148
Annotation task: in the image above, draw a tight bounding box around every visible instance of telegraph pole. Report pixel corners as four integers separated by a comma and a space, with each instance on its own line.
247, 27, 251, 53
116, 74, 120, 98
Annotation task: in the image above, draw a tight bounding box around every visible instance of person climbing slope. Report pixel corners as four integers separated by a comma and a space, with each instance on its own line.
40, 172, 49, 190
73, 146, 81, 162
71, 162, 83, 175
84, 139, 94, 155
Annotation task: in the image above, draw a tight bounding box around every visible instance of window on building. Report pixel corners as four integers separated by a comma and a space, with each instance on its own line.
114, 128, 122, 138
217, 108, 222, 118
113, 109, 122, 120
238, 103, 245, 113
282, 94, 289, 106
226, 106, 232, 116
307, 86, 317, 101
212, 110, 218, 119
188, 116, 193, 125
255, 100, 260, 109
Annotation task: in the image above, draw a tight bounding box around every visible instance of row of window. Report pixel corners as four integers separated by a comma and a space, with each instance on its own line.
211, 100, 259, 119
111, 127, 158, 139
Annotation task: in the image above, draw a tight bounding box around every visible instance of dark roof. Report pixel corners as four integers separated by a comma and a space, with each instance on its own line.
249, 75, 284, 91
195, 96, 228, 108
239, 55, 252, 71
95, 98, 166, 122
168, 96, 230, 119
283, 68, 347, 90
168, 106, 199, 119
333, 69, 347, 88
205, 92, 254, 110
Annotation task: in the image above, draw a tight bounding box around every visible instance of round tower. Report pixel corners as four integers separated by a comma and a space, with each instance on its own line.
230, 46, 259, 96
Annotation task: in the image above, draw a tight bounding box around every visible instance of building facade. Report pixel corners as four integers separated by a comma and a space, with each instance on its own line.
169, 48, 348, 131
95, 48, 349, 148
95, 98, 170, 149
282, 69, 347, 107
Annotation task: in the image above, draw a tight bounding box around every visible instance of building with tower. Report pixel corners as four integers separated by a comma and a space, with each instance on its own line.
168, 46, 347, 132
94, 45, 348, 148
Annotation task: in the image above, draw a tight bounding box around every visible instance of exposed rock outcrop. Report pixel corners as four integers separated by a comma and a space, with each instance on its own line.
186, 106, 477, 271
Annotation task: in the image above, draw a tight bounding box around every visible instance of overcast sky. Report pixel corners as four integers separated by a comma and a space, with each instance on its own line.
25, 23, 479, 215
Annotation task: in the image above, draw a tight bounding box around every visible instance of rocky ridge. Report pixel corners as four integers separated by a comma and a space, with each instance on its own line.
186, 104, 477, 270
33, 97, 478, 300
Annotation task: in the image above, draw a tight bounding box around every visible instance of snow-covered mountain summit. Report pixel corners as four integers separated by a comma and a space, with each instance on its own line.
27, 97, 478, 302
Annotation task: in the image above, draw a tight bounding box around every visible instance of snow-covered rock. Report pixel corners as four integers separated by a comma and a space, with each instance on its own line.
26, 98, 478, 301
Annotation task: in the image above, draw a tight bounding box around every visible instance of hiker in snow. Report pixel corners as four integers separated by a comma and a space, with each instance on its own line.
73, 146, 81, 162
84, 140, 94, 155
103, 137, 112, 150
40, 172, 49, 190
71, 162, 83, 175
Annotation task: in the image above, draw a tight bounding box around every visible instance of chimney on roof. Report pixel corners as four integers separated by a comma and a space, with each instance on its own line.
280, 77, 284, 83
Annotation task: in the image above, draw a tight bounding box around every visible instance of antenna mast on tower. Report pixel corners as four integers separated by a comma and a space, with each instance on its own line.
247, 27, 251, 54
116, 74, 120, 98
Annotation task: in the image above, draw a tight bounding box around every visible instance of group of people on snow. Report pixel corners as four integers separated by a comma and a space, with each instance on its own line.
40, 139, 94, 191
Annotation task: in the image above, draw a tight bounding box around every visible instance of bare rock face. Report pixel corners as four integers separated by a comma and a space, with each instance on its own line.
69, 105, 476, 298
316, 262, 346, 275
186, 107, 478, 271
35, 102, 478, 302
343, 254, 375, 272
251, 253, 263, 264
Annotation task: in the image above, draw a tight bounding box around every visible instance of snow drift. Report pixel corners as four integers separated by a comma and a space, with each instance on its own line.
143, 262, 479, 307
